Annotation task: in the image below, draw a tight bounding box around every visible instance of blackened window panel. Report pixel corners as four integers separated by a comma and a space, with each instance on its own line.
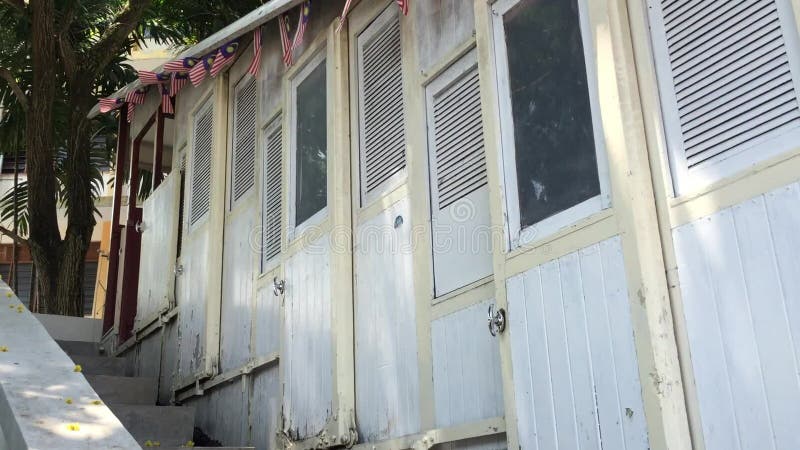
503, 0, 600, 229
295, 61, 328, 226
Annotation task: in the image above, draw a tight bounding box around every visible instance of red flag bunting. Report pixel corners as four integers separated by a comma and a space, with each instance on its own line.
127, 102, 136, 123
248, 27, 263, 78
161, 85, 174, 115
171, 72, 189, 96
397, 0, 409, 15
99, 97, 124, 113
190, 53, 215, 87
210, 40, 240, 78
163, 57, 198, 73
336, 0, 354, 33
138, 70, 170, 86
279, 14, 293, 67
291, 2, 311, 51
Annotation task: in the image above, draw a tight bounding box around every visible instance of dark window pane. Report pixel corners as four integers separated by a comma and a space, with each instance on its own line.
503, 0, 600, 229
295, 60, 328, 225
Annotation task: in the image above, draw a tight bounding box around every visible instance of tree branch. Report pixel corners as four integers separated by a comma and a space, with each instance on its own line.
0, 225, 28, 246
0, 0, 24, 13
57, 1, 79, 79
0, 67, 28, 111
87, 0, 153, 74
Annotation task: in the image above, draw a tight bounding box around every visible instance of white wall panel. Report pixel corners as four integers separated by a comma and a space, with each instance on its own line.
507, 236, 649, 450
136, 172, 180, 326
189, 379, 249, 446
250, 367, 281, 450
220, 210, 257, 372
282, 236, 333, 440
354, 198, 420, 442
253, 284, 281, 359
431, 299, 503, 428
673, 182, 800, 450
177, 229, 210, 382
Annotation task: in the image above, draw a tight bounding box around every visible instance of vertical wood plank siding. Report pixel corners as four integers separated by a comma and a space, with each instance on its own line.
431, 298, 504, 428
506, 236, 649, 450
220, 211, 257, 372
673, 181, 800, 450
354, 198, 421, 442
282, 236, 333, 439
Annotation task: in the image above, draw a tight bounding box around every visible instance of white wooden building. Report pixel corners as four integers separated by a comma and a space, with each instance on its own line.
96, 0, 800, 449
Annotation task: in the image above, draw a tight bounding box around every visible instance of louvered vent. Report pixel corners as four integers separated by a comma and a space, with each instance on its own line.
262, 116, 283, 264
660, 0, 800, 167
432, 66, 487, 210
190, 103, 213, 226
232, 78, 257, 203
359, 9, 406, 198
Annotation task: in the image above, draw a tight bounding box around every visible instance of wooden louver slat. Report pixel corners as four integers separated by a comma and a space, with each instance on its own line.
659, 0, 800, 168
359, 10, 406, 199
232, 78, 258, 203
190, 102, 213, 226
432, 65, 487, 210
262, 116, 282, 264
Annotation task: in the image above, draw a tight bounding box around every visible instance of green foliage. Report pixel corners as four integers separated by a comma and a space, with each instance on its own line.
0, 0, 262, 236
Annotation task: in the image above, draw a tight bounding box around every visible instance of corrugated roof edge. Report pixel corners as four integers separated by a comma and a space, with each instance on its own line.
88, 0, 307, 119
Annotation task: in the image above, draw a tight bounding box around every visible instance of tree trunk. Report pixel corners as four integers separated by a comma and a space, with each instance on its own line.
25, 0, 62, 315
53, 81, 97, 316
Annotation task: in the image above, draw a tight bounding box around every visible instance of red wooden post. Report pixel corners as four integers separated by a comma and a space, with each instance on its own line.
103, 107, 129, 333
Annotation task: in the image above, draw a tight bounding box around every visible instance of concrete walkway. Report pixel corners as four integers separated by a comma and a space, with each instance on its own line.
0, 281, 140, 449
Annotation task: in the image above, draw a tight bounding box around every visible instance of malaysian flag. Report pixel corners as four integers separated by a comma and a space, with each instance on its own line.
161, 85, 174, 115
99, 97, 124, 113
248, 27, 263, 78
210, 40, 240, 78
291, 2, 311, 51
138, 70, 170, 85
163, 57, 198, 73
190, 52, 215, 86
397, 0, 409, 15
279, 14, 293, 67
127, 102, 136, 123
336, 0, 354, 33
125, 87, 147, 105
171, 72, 189, 96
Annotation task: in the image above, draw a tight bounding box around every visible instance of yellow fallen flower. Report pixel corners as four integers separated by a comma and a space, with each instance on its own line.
16, 305, 23, 313
144, 440, 161, 447
91, 400, 102, 405
66, 423, 80, 431
0, 346, 8, 352
184, 441, 195, 448
73, 365, 82, 373
65, 398, 73, 405
5, 292, 11, 298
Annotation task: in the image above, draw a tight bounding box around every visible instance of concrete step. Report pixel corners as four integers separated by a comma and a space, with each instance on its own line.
57, 340, 105, 357
108, 404, 195, 447
71, 354, 129, 376
85, 375, 156, 405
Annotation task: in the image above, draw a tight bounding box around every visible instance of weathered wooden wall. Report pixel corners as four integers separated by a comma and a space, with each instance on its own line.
506, 236, 649, 450
673, 182, 800, 450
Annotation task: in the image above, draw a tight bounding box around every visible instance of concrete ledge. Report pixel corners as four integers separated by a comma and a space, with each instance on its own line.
34, 314, 102, 343
0, 282, 139, 449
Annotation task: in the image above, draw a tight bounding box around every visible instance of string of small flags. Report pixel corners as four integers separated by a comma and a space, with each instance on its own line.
98, 2, 320, 119
247, 27, 263, 77
337, 0, 408, 32
279, 1, 311, 67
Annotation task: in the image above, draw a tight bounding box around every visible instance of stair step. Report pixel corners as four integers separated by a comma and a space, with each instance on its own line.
85, 375, 156, 405
57, 340, 105, 357
108, 404, 195, 447
71, 354, 129, 376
